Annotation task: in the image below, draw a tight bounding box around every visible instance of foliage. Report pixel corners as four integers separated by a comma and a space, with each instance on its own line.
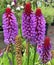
0, 48, 54, 65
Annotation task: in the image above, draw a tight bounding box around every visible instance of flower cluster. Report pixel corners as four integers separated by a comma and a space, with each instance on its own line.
30, 8, 46, 45
2, 8, 18, 45
22, 3, 36, 41
40, 37, 52, 63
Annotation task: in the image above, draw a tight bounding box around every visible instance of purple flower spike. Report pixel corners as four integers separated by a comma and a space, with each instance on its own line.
39, 37, 52, 63
30, 8, 46, 45
22, 3, 36, 41
2, 8, 18, 45
22, 12, 36, 41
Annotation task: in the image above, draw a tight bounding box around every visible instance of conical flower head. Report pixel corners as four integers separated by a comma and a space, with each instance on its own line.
22, 2, 36, 41
30, 8, 46, 45
33, 8, 46, 44
2, 8, 18, 45
40, 37, 52, 63
6, 8, 11, 14
24, 2, 31, 15
44, 37, 51, 48
35, 8, 42, 16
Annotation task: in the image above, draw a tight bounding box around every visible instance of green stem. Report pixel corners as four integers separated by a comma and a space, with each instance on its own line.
11, 43, 14, 65
27, 42, 30, 65
33, 44, 37, 65
43, 63, 45, 65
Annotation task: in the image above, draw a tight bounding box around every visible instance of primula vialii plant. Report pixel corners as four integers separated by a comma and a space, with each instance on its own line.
2, 7, 18, 65
22, 2, 36, 65
2, 8, 18, 45
2, 3, 52, 65
35, 8, 46, 45
40, 37, 52, 64
30, 8, 46, 65
30, 8, 46, 45
22, 2, 36, 42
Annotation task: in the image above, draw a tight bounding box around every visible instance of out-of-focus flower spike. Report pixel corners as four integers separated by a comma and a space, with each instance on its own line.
15, 36, 22, 65
13, 0, 17, 4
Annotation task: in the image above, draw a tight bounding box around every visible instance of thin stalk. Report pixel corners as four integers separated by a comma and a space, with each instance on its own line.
28, 43, 29, 65
11, 43, 14, 65
33, 44, 37, 65
7, 53, 12, 65
43, 63, 45, 65
27, 41, 30, 65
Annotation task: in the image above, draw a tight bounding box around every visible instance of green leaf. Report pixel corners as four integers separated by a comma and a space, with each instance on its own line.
3, 52, 10, 65
8, 52, 12, 61
14, 55, 17, 65
0, 58, 3, 65
51, 59, 54, 65
22, 53, 27, 65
